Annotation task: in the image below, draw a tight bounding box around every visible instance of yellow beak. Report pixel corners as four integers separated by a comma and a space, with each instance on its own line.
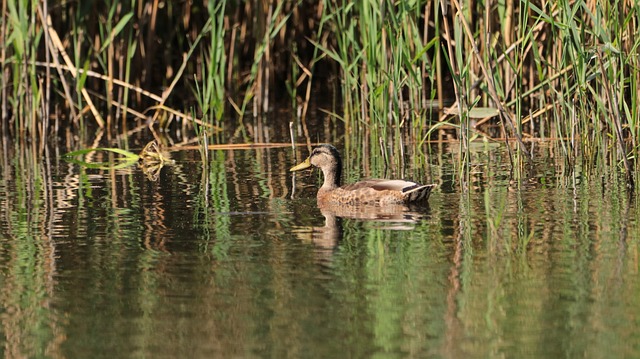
290, 157, 311, 172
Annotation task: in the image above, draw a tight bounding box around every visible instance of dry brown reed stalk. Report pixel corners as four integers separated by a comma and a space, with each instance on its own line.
0, 0, 6, 124
37, 7, 77, 123
144, 105, 220, 131
44, 15, 104, 127
32, 61, 163, 103
40, 1, 51, 136
171, 142, 306, 151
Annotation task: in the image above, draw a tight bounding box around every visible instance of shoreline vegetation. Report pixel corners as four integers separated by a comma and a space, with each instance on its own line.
1, 0, 639, 187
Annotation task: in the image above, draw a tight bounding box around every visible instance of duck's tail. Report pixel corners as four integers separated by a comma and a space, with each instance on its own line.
402, 184, 436, 203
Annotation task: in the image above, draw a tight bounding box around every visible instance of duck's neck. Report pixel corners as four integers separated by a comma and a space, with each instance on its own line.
320, 163, 341, 190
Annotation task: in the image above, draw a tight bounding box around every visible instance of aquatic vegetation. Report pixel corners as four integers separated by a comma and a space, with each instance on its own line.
63, 147, 142, 170
0, 0, 639, 186
63, 141, 174, 177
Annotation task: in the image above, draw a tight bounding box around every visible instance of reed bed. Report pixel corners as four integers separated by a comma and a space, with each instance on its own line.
1, 0, 639, 186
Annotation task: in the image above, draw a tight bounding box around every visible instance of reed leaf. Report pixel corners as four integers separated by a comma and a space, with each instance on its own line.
64, 148, 140, 170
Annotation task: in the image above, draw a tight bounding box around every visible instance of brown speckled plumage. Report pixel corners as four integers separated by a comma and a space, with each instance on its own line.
290, 144, 435, 205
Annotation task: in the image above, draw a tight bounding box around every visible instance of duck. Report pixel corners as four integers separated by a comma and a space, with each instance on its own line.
290, 144, 435, 206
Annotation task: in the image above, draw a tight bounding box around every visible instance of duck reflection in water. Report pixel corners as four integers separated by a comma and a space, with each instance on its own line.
295, 202, 430, 250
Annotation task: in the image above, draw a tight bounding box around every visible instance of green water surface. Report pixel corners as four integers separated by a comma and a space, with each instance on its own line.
0, 144, 638, 358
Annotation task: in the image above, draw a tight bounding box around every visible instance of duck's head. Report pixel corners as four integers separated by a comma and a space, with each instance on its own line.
290, 144, 342, 188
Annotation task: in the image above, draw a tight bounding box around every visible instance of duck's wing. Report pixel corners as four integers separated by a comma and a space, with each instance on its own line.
341, 179, 435, 202
342, 179, 420, 191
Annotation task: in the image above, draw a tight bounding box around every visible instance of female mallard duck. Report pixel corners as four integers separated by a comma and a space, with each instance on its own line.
290, 144, 435, 205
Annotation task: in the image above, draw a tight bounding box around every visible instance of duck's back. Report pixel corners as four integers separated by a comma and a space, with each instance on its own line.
318, 179, 435, 205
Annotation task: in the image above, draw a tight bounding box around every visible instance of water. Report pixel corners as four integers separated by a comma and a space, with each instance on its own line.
0, 141, 639, 358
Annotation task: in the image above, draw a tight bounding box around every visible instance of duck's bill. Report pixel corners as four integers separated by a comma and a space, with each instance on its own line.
290, 158, 311, 172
